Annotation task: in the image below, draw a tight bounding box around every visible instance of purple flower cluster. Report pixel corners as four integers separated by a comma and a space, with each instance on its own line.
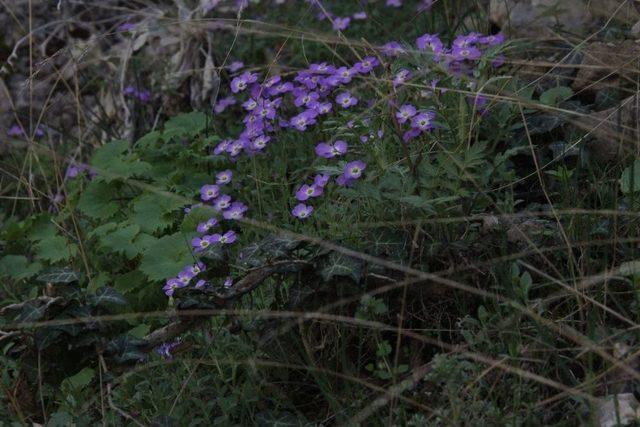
7, 124, 44, 139
124, 86, 152, 103
65, 163, 96, 180
160, 24, 506, 294
155, 339, 181, 359
414, 32, 505, 72
163, 262, 207, 296
210, 53, 381, 165
395, 104, 437, 142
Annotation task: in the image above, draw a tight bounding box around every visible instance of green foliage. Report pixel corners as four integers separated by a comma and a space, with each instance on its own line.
620, 159, 640, 194
139, 233, 193, 281
2, 1, 639, 424
0, 255, 41, 280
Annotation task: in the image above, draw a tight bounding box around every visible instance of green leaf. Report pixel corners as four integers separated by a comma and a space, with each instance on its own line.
17, 301, 47, 323
135, 130, 161, 150
34, 236, 78, 263
398, 195, 435, 212
139, 233, 193, 281
107, 335, 147, 363
27, 214, 57, 242
539, 86, 573, 107
47, 412, 75, 427
237, 234, 301, 267
128, 323, 150, 338
114, 270, 147, 295
91, 140, 151, 182
162, 111, 207, 141
319, 251, 364, 283
77, 180, 119, 219
37, 267, 80, 283
0, 255, 42, 280
62, 367, 95, 391
620, 159, 640, 194
99, 223, 141, 259
88, 287, 128, 306
132, 192, 184, 233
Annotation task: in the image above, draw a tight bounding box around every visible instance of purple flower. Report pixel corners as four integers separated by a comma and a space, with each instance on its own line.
213, 139, 231, 155
393, 69, 411, 87
195, 279, 207, 289
332, 17, 351, 31
314, 174, 330, 187
118, 22, 137, 32
213, 195, 232, 211
123, 86, 137, 96
386, 0, 402, 7
226, 141, 244, 157
200, 184, 220, 201
336, 92, 358, 108
416, 33, 443, 53
163, 279, 183, 297
137, 90, 151, 103
264, 75, 281, 88
411, 111, 436, 132
216, 170, 233, 185
187, 261, 206, 277
403, 128, 421, 142
360, 129, 384, 144
214, 96, 236, 114
242, 98, 258, 111
453, 35, 476, 49
481, 33, 505, 47
292, 203, 313, 219
354, 57, 379, 74
65, 165, 81, 179
396, 104, 417, 124
191, 235, 216, 252
248, 134, 270, 151
211, 230, 237, 244
382, 41, 406, 57
227, 60, 244, 73
155, 339, 180, 359
309, 62, 335, 74
230, 72, 257, 93
177, 270, 194, 286
290, 109, 318, 131
269, 81, 294, 96
197, 217, 218, 233
7, 125, 23, 137
343, 160, 366, 180
315, 140, 348, 158
352, 11, 367, 20
451, 46, 482, 61
255, 99, 277, 120
295, 184, 323, 201
313, 102, 333, 115
334, 66, 355, 84
294, 91, 319, 108
223, 202, 248, 220
223, 277, 234, 288
336, 174, 355, 187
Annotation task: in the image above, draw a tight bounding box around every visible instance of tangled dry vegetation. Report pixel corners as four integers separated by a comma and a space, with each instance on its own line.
2, 0, 640, 425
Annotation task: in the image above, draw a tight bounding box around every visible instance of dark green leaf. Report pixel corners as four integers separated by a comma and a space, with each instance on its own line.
0, 255, 42, 280
139, 233, 193, 281
88, 287, 128, 306
77, 180, 119, 219
318, 251, 364, 283
37, 267, 80, 283
163, 111, 207, 141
